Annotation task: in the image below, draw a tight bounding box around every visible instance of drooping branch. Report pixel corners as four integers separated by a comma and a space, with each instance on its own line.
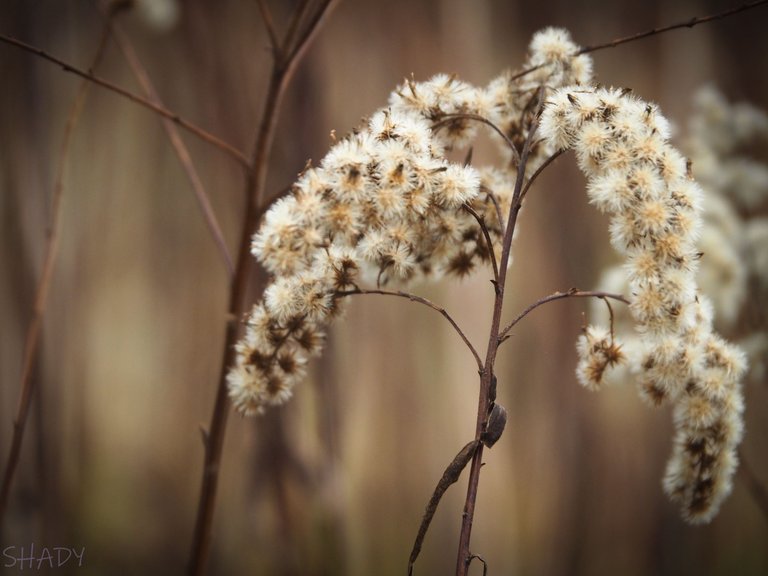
461, 203, 499, 284
432, 113, 521, 164
498, 289, 630, 344
0, 33, 250, 168
334, 288, 483, 372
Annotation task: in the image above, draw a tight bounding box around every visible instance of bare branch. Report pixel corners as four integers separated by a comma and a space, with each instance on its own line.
0, 19, 111, 537
462, 203, 499, 284
334, 288, 483, 372
0, 33, 250, 168
432, 112, 521, 165
498, 289, 630, 344
509, 0, 768, 83
107, 19, 235, 278
407, 441, 479, 576
517, 148, 565, 205
256, 0, 281, 57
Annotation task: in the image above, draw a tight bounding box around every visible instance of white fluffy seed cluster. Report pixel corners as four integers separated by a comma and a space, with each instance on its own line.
228, 27, 593, 416
540, 86, 747, 523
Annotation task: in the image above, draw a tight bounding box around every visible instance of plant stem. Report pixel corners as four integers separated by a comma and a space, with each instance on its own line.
187, 2, 338, 574
0, 32, 250, 168
454, 91, 542, 576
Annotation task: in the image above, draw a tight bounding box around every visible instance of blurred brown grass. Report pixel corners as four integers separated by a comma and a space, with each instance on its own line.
1, 1, 767, 574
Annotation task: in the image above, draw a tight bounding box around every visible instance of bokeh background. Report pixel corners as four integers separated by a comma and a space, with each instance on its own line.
1, 0, 767, 574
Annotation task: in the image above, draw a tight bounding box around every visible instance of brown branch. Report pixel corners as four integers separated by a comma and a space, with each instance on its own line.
334, 288, 483, 372
0, 20, 112, 538
577, 0, 768, 56
517, 148, 565, 205
408, 441, 479, 576
509, 0, 768, 83
187, 2, 339, 574
498, 289, 630, 344
106, 18, 235, 278
432, 113, 520, 164
0, 33, 250, 169
454, 88, 545, 576
462, 203, 499, 284
255, 0, 281, 57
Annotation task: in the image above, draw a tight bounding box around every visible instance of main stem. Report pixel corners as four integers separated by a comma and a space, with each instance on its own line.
187, 62, 288, 576
454, 104, 540, 575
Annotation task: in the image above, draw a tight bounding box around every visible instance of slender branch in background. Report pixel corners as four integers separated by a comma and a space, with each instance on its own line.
498, 289, 630, 344
255, 0, 281, 57
0, 17, 113, 539
508, 0, 768, 82
0, 33, 250, 168
188, 2, 339, 575
738, 451, 768, 526
105, 17, 235, 278
334, 288, 483, 372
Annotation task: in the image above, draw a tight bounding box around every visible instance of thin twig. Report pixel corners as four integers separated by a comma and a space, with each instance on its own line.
481, 184, 505, 239
462, 203, 499, 284
508, 0, 768, 83
498, 289, 630, 343
407, 440, 479, 576
432, 113, 521, 164
0, 33, 250, 169
517, 148, 565, 205
0, 20, 112, 538
188, 2, 339, 574
577, 0, 768, 56
255, 0, 281, 57
334, 288, 483, 372
107, 18, 235, 278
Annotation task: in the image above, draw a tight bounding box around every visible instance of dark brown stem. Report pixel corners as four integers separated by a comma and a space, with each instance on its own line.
498, 289, 630, 344
517, 149, 565, 204
0, 20, 111, 539
187, 2, 339, 574
462, 203, 499, 284
509, 0, 768, 83
106, 17, 235, 278
0, 32, 250, 168
432, 113, 520, 163
454, 88, 544, 576
335, 288, 483, 372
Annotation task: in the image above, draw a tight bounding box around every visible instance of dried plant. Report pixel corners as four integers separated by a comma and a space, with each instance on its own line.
1, 2, 767, 575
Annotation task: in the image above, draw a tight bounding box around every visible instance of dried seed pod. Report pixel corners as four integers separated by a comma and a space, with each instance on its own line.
482, 403, 507, 448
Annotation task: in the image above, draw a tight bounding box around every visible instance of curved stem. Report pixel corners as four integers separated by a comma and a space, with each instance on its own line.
498, 289, 630, 344
462, 203, 499, 284
334, 288, 483, 372
432, 113, 520, 163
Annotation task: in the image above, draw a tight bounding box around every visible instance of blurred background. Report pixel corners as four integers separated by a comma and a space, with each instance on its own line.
1, 0, 767, 574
